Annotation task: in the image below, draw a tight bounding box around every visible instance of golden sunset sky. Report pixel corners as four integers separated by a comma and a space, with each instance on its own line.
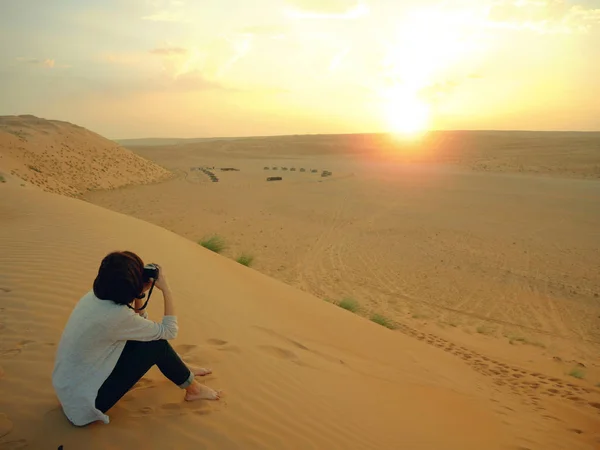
1, 0, 599, 137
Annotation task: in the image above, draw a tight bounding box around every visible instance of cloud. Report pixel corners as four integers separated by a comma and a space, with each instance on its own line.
149, 47, 188, 56
287, 0, 363, 14
141, 11, 188, 22
285, 1, 369, 19
239, 25, 288, 39
166, 71, 235, 92
147, 37, 251, 86
486, 0, 600, 34
16, 57, 56, 68
99, 52, 145, 65
141, 0, 188, 22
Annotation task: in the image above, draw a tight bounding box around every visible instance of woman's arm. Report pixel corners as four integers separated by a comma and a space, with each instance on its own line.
154, 265, 175, 317
161, 286, 175, 317
112, 264, 177, 341
113, 312, 178, 341
134, 297, 146, 317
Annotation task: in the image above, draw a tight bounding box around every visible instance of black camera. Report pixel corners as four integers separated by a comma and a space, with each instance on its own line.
143, 263, 159, 282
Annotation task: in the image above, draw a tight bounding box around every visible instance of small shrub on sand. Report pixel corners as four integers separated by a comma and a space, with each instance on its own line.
412, 312, 430, 320
370, 314, 395, 329
476, 325, 495, 335
568, 368, 585, 379
198, 235, 227, 254
0, 175, 5, 183
337, 297, 359, 313
507, 334, 546, 348
236, 253, 254, 267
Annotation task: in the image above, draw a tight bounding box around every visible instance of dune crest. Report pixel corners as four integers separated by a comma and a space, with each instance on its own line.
0, 115, 172, 196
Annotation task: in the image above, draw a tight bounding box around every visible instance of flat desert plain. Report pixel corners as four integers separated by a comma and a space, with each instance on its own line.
88, 132, 600, 362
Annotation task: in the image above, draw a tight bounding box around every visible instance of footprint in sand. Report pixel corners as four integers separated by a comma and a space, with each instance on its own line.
131, 377, 154, 391
0, 414, 13, 438
161, 403, 181, 411
0, 439, 28, 450
0, 349, 20, 358
259, 345, 298, 360
137, 406, 154, 415
542, 414, 561, 422
174, 344, 197, 355
0, 340, 36, 358
207, 338, 241, 353
588, 402, 600, 410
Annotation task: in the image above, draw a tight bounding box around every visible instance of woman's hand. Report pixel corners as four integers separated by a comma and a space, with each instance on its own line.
154, 265, 175, 317
154, 265, 171, 292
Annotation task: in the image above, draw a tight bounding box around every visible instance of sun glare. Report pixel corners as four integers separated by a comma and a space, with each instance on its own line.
379, 6, 484, 136
384, 86, 430, 137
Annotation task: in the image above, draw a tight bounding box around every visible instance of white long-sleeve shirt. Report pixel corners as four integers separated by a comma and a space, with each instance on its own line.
52, 290, 178, 426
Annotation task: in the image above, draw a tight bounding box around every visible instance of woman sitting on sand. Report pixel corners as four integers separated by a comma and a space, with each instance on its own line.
52, 251, 221, 426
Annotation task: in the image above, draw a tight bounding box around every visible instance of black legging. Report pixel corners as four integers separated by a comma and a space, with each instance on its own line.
95, 340, 193, 413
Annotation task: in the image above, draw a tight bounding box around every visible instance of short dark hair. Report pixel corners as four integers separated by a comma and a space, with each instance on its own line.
93, 251, 145, 305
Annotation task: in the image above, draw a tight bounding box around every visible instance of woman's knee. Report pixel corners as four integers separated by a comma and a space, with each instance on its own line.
127, 339, 169, 353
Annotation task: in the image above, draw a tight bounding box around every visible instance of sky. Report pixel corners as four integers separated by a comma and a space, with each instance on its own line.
0, 0, 599, 138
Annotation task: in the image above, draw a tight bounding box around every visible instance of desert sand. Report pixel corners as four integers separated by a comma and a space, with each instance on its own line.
0, 115, 171, 196
1, 119, 600, 449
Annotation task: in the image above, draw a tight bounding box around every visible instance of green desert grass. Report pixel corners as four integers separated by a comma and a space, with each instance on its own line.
198, 235, 227, 254
337, 297, 360, 313
568, 368, 585, 379
370, 313, 396, 329
236, 253, 254, 267
0, 175, 5, 183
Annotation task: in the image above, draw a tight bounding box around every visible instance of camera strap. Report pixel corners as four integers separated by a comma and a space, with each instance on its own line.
128, 278, 156, 312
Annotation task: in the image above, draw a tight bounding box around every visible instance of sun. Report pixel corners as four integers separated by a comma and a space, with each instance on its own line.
377, 6, 483, 137
383, 86, 430, 137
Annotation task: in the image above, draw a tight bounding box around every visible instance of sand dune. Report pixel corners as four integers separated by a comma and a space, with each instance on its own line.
0, 185, 518, 449
0, 115, 172, 196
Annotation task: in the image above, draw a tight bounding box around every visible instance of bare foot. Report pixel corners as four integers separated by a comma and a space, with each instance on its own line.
189, 366, 212, 377
185, 381, 221, 401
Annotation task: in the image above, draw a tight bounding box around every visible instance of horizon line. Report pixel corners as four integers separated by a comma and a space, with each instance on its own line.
112, 128, 600, 142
